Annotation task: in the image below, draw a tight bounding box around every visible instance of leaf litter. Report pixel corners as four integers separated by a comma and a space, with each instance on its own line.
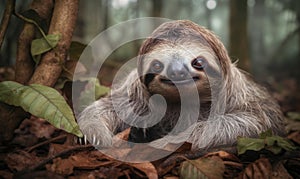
1, 78, 300, 178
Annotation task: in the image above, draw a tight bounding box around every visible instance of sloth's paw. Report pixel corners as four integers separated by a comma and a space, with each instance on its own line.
78, 122, 114, 148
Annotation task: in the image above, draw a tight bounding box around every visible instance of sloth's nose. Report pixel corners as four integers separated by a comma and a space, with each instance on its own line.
167, 62, 189, 81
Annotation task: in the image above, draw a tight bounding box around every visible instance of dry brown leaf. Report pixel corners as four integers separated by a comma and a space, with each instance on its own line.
14, 171, 65, 179
115, 127, 130, 141
70, 152, 115, 169
238, 158, 292, 179
129, 162, 158, 179
288, 131, 300, 145
46, 157, 74, 175
155, 157, 178, 177
242, 158, 272, 178
48, 143, 73, 156
205, 150, 240, 162
5, 150, 41, 171
163, 176, 179, 179
27, 117, 56, 139
180, 156, 225, 179
272, 162, 293, 179
0, 170, 13, 179
16, 117, 56, 139
101, 147, 133, 161
126, 144, 173, 162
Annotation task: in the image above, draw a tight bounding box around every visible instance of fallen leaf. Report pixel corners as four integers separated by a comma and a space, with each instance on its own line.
129, 162, 158, 179
115, 127, 130, 141
14, 171, 64, 179
5, 151, 41, 171
179, 156, 225, 179
205, 150, 240, 162
272, 162, 293, 179
237, 133, 296, 155
48, 143, 73, 157
29, 117, 57, 139
288, 131, 300, 145
238, 158, 292, 179
46, 157, 74, 176
69, 152, 115, 169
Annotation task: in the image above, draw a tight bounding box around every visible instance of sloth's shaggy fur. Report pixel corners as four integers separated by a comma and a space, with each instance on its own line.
78, 20, 285, 150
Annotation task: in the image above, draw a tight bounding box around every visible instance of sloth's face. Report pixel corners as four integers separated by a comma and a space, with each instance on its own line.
141, 42, 220, 103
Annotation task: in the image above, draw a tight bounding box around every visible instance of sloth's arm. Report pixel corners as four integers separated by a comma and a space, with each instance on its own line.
189, 109, 284, 150
77, 96, 124, 146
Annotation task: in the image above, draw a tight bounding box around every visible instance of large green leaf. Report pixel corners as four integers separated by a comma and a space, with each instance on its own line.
180, 156, 225, 179
0, 81, 82, 137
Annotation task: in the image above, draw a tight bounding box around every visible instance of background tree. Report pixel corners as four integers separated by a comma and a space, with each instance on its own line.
0, 0, 79, 143
229, 0, 250, 72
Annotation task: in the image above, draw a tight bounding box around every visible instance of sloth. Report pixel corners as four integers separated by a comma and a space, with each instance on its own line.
78, 20, 285, 151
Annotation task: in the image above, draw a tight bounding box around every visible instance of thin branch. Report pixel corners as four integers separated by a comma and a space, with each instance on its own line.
0, 0, 15, 49
16, 144, 94, 176
25, 134, 67, 152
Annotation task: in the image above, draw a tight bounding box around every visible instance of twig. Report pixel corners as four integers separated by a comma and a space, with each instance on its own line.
25, 134, 67, 152
0, 0, 15, 49
17, 144, 94, 175
223, 161, 243, 168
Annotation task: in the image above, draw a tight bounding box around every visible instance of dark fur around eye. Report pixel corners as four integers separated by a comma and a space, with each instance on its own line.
144, 73, 155, 87
150, 60, 164, 73
192, 57, 206, 70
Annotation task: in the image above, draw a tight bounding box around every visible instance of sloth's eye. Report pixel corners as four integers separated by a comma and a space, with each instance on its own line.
192, 57, 206, 70
151, 60, 164, 73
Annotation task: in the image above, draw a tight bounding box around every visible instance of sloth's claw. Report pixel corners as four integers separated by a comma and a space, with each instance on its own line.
84, 135, 87, 145
79, 137, 83, 145
92, 134, 96, 144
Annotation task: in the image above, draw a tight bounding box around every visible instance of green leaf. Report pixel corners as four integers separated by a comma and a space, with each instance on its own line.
237, 131, 296, 155
0, 81, 82, 137
69, 41, 87, 61
180, 156, 225, 179
259, 129, 273, 138
271, 136, 297, 151
237, 137, 265, 155
31, 34, 61, 60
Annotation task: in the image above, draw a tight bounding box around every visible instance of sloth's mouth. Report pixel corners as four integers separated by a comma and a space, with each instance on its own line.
160, 76, 200, 85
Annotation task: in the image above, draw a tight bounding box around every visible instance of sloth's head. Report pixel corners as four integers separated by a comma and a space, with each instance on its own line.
137, 20, 231, 102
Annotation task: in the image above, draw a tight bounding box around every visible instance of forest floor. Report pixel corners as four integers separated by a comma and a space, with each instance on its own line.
0, 67, 300, 179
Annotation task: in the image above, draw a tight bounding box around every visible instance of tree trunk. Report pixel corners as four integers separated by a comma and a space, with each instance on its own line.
15, 0, 53, 84
0, 0, 15, 49
152, 0, 162, 17
229, 0, 250, 72
29, 0, 79, 86
0, 0, 79, 143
